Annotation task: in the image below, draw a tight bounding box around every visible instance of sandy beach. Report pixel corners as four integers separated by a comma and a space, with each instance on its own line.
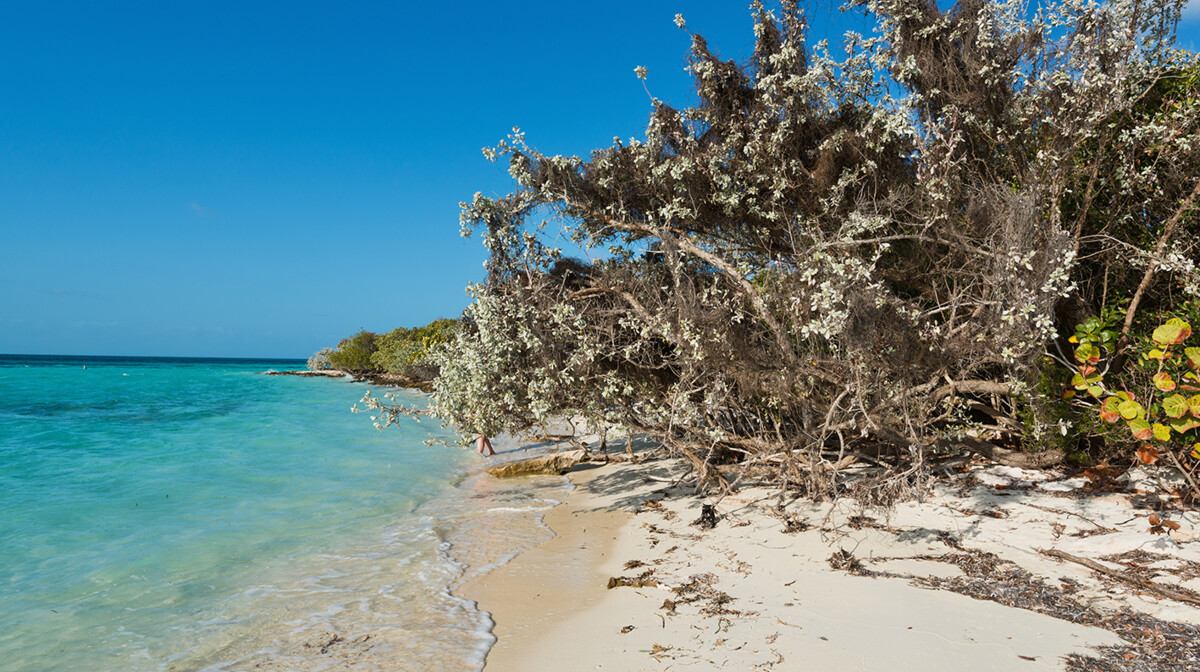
461, 443, 1200, 671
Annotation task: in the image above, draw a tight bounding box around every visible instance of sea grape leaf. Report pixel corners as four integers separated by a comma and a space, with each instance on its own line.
1186, 347, 1200, 370
1152, 321, 1191, 346
1190, 395, 1200, 417
1164, 394, 1190, 418
1099, 397, 1122, 423
1136, 445, 1159, 465
1116, 391, 1135, 402
1127, 418, 1153, 441
1169, 416, 1200, 433
1074, 343, 1100, 364
1153, 423, 1172, 442
1192, 443, 1200, 460
1119, 399, 1145, 420
1087, 385, 1104, 398
1153, 372, 1177, 392
1146, 348, 1167, 361
1152, 321, 1190, 345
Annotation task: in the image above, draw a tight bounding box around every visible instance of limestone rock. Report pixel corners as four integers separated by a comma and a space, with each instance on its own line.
484, 450, 586, 478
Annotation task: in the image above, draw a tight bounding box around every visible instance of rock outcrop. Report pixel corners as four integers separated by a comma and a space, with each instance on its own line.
484, 450, 587, 478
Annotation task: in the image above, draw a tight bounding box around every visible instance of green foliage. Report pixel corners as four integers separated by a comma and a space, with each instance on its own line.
1069, 315, 1200, 481
326, 330, 379, 373
1017, 361, 1077, 458
370, 319, 458, 378
319, 320, 459, 378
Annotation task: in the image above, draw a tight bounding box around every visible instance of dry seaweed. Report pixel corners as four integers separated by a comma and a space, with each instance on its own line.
911, 550, 1200, 672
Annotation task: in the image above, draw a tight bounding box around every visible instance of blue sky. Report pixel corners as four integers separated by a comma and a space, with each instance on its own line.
1, 2, 1197, 358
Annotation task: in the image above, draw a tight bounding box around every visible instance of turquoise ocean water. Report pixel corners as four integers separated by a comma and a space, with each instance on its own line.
0, 355, 565, 672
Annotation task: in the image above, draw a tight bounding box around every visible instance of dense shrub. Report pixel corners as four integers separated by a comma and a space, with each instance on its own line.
371, 319, 458, 378
307, 347, 334, 371
367, 0, 1199, 496
326, 330, 379, 373
317, 320, 458, 379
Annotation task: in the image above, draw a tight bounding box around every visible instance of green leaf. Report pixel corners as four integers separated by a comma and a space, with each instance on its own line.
1128, 418, 1153, 441
1087, 385, 1104, 398
1098, 397, 1122, 423
1153, 319, 1193, 346
1163, 394, 1190, 419
1154, 372, 1177, 392
1119, 399, 1145, 420
1074, 343, 1100, 364
1190, 395, 1200, 417
1153, 423, 1172, 442
1170, 416, 1200, 434
1186, 347, 1200, 370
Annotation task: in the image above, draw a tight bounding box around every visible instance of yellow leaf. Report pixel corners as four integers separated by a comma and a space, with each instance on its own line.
1153, 423, 1172, 442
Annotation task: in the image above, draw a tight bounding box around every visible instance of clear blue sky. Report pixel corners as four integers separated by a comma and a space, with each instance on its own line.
1, 2, 1197, 358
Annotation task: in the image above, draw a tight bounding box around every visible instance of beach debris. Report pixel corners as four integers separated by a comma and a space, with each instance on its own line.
827, 549, 872, 576
483, 449, 586, 478
693, 504, 718, 529
620, 625, 635, 634
608, 569, 660, 589
671, 572, 747, 617
891, 548, 1200, 671
1040, 548, 1200, 607
847, 515, 885, 530
778, 513, 811, 533
1147, 513, 1183, 535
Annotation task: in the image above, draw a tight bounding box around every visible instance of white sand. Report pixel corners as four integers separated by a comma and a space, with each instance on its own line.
461, 447, 1200, 671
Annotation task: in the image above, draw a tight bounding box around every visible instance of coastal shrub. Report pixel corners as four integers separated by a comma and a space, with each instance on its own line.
371, 319, 459, 378
307, 347, 334, 371
327, 330, 379, 373
1067, 313, 1200, 499
366, 0, 1199, 496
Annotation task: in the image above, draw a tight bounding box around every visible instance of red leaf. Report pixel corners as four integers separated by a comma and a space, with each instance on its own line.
1136, 446, 1160, 465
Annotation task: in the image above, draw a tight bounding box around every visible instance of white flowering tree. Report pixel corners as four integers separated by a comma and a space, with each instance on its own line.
368, 0, 1198, 496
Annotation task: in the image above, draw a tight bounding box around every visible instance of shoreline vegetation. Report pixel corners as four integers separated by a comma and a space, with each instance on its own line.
285, 1, 1200, 669
296, 318, 458, 393
357, 0, 1200, 505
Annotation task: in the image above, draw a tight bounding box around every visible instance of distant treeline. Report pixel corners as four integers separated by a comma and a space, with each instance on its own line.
308, 319, 458, 380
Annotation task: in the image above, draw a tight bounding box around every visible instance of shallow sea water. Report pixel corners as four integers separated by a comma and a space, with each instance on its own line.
0, 355, 560, 672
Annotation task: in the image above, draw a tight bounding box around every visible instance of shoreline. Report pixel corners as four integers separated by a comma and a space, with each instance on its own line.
263, 368, 435, 392
461, 447, 1200, 671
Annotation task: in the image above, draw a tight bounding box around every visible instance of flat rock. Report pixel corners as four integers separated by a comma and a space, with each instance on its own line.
485, 450, 586, 478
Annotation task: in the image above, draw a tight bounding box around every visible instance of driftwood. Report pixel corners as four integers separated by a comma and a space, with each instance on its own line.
1040, 548, 1200, 607
947, 436, 1065, 469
